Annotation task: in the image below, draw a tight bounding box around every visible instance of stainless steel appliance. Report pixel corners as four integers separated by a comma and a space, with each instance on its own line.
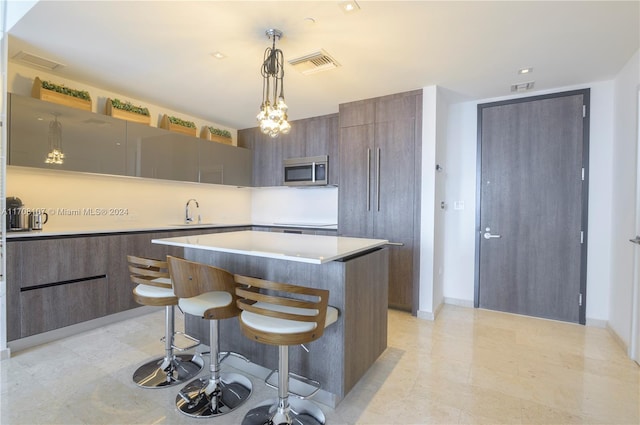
6, 196, 28, 231
283, 155, 329, 186
29, 210, 49, 230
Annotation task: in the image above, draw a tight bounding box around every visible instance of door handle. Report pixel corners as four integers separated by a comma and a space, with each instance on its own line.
376, 148, 381, 212
483, 227, 501, 240
630, 236, 640, 245
366, 149, 371, 211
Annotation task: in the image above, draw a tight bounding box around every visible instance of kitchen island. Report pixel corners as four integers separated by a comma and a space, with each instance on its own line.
152, 230, 389, 407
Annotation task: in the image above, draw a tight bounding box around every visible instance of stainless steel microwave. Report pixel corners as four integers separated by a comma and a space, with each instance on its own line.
283, 155, 329, 186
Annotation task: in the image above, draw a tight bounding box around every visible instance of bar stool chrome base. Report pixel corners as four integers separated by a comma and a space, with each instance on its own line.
241, 397, 326, 425
133, 353, 203, 388
176, 372, 252, 418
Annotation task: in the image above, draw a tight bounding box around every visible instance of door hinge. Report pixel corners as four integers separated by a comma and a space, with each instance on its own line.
582, 105, 586, 118
579, 293, 583, 306
581, 168, 585, 181
580, 231, 584, 244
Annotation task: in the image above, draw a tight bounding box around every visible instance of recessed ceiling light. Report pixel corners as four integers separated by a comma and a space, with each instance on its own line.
518, 67, 533, 75
339, 1, 360, 13
211, 51, 226, 60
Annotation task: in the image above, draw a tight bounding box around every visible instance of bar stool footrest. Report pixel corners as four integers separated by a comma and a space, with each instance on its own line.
219, 351, 251, 364
162, 331, 200, 351
264, 369, 321, 400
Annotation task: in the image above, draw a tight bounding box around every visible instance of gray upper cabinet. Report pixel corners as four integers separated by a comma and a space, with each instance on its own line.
199, 140, 252, 186
9, 93, 251, 186
238, 113, 338, 187
126, 122, 199, 182
9, 93, 127, 175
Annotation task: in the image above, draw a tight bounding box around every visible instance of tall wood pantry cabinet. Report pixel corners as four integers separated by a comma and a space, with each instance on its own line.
338, 90, 422, 312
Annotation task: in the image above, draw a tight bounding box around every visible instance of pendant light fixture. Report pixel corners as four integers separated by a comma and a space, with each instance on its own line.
45, 113, 64, 164
256, 28, 291, 138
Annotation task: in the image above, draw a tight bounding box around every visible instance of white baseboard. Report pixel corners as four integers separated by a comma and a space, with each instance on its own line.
586, 317, 608, 328
606, 323, 629, 353
417, 300, 444, 321
417, 310, 435, 320
0, 347, 11, 361
444, 297, 474, 308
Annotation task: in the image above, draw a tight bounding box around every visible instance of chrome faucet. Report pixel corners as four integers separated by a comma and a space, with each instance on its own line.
185, 198, 200, 224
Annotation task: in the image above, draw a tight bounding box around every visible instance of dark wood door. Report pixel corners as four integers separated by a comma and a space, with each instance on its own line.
375, 119, 416, 310
476, 90, 589, 324
338, 123, 375, 238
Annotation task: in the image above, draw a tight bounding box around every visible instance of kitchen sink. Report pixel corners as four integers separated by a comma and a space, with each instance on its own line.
168, 222, 219, 227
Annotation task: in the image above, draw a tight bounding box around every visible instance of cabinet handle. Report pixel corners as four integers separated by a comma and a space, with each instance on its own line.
366, 149, 371, 211
386, 242, 404, 246
376, 148, 381, 211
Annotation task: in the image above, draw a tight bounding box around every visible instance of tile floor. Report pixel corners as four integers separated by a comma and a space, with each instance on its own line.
1, 305, 638, 424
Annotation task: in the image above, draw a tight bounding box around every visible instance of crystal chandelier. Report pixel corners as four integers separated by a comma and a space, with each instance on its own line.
45, 114, 64, 164
256, 28, 291, 138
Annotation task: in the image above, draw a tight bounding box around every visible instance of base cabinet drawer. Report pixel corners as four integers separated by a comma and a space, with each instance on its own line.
20, 277, 109, 338
7, 227, 251, 341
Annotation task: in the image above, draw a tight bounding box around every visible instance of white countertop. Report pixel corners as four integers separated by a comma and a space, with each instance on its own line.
4, 222, 338, 238
152, 230, 388, 264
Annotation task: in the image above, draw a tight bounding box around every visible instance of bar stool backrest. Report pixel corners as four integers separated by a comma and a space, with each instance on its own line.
166, 256, 241, 320
234, 274, 330, 346
127, 255, 171, 289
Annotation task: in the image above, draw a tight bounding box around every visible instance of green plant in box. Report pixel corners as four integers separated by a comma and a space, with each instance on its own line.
207, 127, 232, 138
110, 98, 150, 116
168, 116, 196, 129
41, 79, 91, 101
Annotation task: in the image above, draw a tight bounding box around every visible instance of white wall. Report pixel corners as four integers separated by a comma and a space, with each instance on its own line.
1, 0, 39, 359
251, 186, 338, 226
6, 166, 252, 231
5, 1, 37, 31
441, 99, 477, 306
609, 49, 640, 347
418, 86, 437, 318
436, 81, 618, 323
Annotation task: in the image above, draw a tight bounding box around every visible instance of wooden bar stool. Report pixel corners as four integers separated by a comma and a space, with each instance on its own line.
167, 256, 253, 418
127, 255, 203, 388
235, 275, 339, 425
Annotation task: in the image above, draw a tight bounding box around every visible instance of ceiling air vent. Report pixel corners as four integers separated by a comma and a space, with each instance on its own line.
12, 51, 65, 71
288, 49, 340, 75
510, 81, 535, 92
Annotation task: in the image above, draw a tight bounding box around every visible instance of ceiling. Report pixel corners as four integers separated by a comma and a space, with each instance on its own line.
7, 1, 639, 130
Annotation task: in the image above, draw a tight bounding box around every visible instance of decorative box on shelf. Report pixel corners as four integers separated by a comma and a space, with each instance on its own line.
32, 77, 92, 111
106, 98, 151, 125
160, 114, 197, 136
200, 126, 233, 145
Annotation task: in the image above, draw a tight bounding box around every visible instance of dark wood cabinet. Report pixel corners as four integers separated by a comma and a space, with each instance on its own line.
6, 226, 251, 341
7, 235, 111, 340
237, 127, 282, 187
21, 277, 109, 336
338, 90, 422, 312
238, 114, 339, 187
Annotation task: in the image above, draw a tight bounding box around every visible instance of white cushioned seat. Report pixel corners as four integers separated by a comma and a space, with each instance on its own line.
134, 283, 175, 298
178, 291, 233, 317
241, 302, 339, 334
